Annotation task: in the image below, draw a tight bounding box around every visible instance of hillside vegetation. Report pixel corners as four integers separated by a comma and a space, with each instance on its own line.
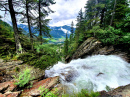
0, 19, 62, 69
63, 0, 130, 57
0, 20, 15, 57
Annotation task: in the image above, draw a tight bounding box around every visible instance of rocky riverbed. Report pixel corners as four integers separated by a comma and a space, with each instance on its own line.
0, 59, 130, 97
0, 59, 63, 97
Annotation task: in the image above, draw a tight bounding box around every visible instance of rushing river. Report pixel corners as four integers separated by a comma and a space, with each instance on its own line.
45, 55, 130, 93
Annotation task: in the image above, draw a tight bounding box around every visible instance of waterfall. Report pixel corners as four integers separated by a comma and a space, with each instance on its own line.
45, 55, 130, 93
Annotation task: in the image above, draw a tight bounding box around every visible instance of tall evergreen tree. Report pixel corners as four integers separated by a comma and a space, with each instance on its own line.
34, 0, 55, 45
75, 9, 86, 44
0, 0, 23, 54
69, 21, 74, 44
110, 0, 117, 26
64, 33, 69, 58
8, 0, 23, 54
20, 0, 35, 51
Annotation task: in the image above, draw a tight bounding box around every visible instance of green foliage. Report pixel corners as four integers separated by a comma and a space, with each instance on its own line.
38, 86, 58, 97
18, 44, 60, 69
94, 26, 130, 45
15, 67, 20, 72
0, 20, 15, 58
64, 34, 69, 58
14, 68, 34, 88
38, 86, 100, 97
0, 19, 32, 59
63, 89, 100, 97
105, 85, 113, 92
18, 28, 32, 51
67, 0, 130, 56
3, 54, 12, 62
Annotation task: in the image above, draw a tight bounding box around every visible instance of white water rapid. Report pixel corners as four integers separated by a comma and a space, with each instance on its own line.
45, 55, 130, 93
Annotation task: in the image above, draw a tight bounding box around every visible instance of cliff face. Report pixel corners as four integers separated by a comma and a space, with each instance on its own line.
72, 37, 101, 59
65, 37, 129, 63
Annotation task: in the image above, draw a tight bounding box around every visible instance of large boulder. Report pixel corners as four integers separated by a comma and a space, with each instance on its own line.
66, 37, 129, 63
5, 91, 21, 97
0, 81, 17, 93
65, 37, 102, 62
0, 60, 45, 83
0, 60, 23, 82
21, 76, 63, 97
99, 84, 130, 97
72, 37, 101, 59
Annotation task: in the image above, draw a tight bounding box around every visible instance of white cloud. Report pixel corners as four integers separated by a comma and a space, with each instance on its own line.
61, 27, 71, 34
0, 0, 87, 27
47, 0, 87, 26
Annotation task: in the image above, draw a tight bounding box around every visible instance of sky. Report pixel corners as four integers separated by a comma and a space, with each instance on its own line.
0, 0, 87, 27
48, 0, 87, 27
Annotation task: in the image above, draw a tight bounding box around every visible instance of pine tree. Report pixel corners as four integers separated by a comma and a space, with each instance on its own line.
0, 0, 23, 54
20, 0, 35, 51
69, 21, 74, 44
64, 33, 69, 58
75, 9, 86, 44
34, 0, 55, 45
114, 0, 129, 26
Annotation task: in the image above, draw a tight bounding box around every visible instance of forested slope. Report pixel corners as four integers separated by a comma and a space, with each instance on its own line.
64, 0, 130, 58
0, 19, 15, 57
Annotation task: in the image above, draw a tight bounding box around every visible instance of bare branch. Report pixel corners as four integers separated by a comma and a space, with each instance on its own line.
0, 3, 9, 11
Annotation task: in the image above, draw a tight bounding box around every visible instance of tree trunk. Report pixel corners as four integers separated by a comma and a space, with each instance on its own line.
8, 0, 22, 54
26, 0, 34, 51
39, 0, 42, 45
110, 0, 117, 26
100, 8, 105, 27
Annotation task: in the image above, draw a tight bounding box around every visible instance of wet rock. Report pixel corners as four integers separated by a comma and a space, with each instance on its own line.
99, 84, 130, 97
97, 72, 104, 76
99, 90, 111, 97
65, 74, 73, 82
21, 76, 62, 97
65, 37, 129, 63
93, 46, 114, 55
60, 68, 79, 82
72, 37, 101, 59
50, 84, 63, 96
65, 37, 102, 63
64, 71, 78, 82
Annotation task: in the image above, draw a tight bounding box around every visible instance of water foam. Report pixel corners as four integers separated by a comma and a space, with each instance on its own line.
45, 55, 130, 93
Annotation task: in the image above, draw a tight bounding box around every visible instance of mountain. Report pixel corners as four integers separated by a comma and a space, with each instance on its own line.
18, 24, 75, 44
18, 24, 75, 39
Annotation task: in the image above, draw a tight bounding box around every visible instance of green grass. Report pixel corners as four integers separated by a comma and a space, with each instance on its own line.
45, 37, 65, 44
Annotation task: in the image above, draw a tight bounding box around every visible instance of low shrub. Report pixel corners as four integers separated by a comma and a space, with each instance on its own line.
15, 67, 20, 72
38, 86, 100, 97
38, 86, 58, 97
63, 89, 100, 97
18, 47, 59, 70
14, 68, 34, 88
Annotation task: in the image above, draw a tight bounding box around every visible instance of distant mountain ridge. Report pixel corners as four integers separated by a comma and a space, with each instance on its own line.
18, 24, 75, 38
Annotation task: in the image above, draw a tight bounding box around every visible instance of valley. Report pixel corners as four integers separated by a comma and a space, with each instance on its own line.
0, 0, 130, 97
